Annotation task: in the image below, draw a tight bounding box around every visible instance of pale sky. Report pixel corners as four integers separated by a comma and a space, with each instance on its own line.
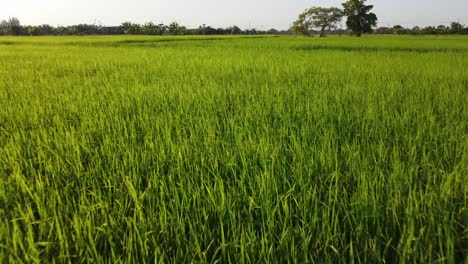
1, 0, 467, 29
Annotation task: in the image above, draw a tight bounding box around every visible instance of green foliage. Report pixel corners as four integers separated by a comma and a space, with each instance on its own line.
0, 20, 9, 35
369, 23, 468, 35
0, 35, 467, 263
142, 22, 165, 35
342, 0, 377, 36
450, 22, 464, 34
122, 22, 142, 35
392, 25, 407, 35
1, 17, 23, 36
228, 25, 242, 35
168, 21, 186, 35
293, 7, 343, 37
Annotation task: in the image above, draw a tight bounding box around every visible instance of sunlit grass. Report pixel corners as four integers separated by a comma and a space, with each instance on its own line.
0, 35, 467, 263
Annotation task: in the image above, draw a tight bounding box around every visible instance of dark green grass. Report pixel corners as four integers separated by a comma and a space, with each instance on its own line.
0, 35, 467, 263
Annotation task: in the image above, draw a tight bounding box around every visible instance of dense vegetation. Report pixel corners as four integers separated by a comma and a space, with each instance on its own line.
0, 18, 285, 36
375, 22, 468, 35
0, 35, 467, 263
1, 16, 467, 36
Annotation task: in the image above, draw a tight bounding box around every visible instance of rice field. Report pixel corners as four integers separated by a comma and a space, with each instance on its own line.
0, 35, 467, 263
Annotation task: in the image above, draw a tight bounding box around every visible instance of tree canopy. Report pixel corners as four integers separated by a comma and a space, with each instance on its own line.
342, 0, 377, 36
293, 7, 343, 37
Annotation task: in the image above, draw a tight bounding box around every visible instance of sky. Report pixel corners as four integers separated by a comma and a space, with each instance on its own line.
1, 0, 467, 29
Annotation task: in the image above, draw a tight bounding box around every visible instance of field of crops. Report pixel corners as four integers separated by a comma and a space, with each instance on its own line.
0, 35, 467, 263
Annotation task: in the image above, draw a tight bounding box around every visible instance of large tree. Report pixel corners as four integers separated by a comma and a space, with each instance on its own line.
342, 0, 377, 36
293, 7, 343, 37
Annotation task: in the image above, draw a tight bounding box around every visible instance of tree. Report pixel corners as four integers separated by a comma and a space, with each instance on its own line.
68, 26, 80, 35
450, 22, 464, 34
228, 25, 242, 35
142, 22, 164, 35
392, 25, 406, 35
7, 17, 22, 35
168, 22, 186, 35
52, 26, 67, 35
39, 24, 54, 35
0, 20, 8, 35
342, 0, 377, 36
436, 25, 448, 34
422, 26, 437, 35
158, 24, 167, 35
76, 24, 102, 35
26, 26, 41, 36
267, 28, 279, 35
122, 22, 142, 35
246, 28, 257, 35
410, 26, 421, 35
293, 7, 343, 37
374, 27, 392, 34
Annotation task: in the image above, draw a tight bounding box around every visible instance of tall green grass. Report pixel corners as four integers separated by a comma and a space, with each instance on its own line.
0, 35, 467, 263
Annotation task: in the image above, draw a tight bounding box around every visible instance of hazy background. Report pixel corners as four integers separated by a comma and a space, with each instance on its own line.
1, 0, 467, 29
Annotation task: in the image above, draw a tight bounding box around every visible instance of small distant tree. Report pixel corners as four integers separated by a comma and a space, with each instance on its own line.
422, 26, 437, 35
199, 24, 206, 35
229, 25, 242, 35
293, 7, 343, 37
142, 22, 160, 35
0, 20, 8, 35
39, 24, 53, 35
216, 28, 228, 35
52, 26, 67, 35
436, 25, 449, 34
158, 24, 167, 35
7, 17, 22, 35
246, 28, 257, 35
67, 26, 78, 35
392, 25, 406, 35
450, 22, 464, 34
267, 28, 279, 35
203, 26, 219, 35
179, 26, 187, 35
342, 0, 377, 36
410, 26, 421, 35
122, 22, 131, 34
74, 24, 100, 35
168, 22, 186, 35
122, 22, 142, 34
27, 26, 41, 36
374, 27, 391, 34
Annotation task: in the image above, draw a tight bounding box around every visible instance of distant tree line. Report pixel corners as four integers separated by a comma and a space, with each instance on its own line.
293, 22, 468, 37
0, 18, 291, 36
374, 22, 468, 35
1, 15, 466, 37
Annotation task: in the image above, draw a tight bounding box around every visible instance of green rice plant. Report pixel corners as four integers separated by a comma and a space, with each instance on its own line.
0, 35, 467, 263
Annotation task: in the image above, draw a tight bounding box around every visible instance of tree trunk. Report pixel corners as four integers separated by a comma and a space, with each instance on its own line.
320, 27, 325, 37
